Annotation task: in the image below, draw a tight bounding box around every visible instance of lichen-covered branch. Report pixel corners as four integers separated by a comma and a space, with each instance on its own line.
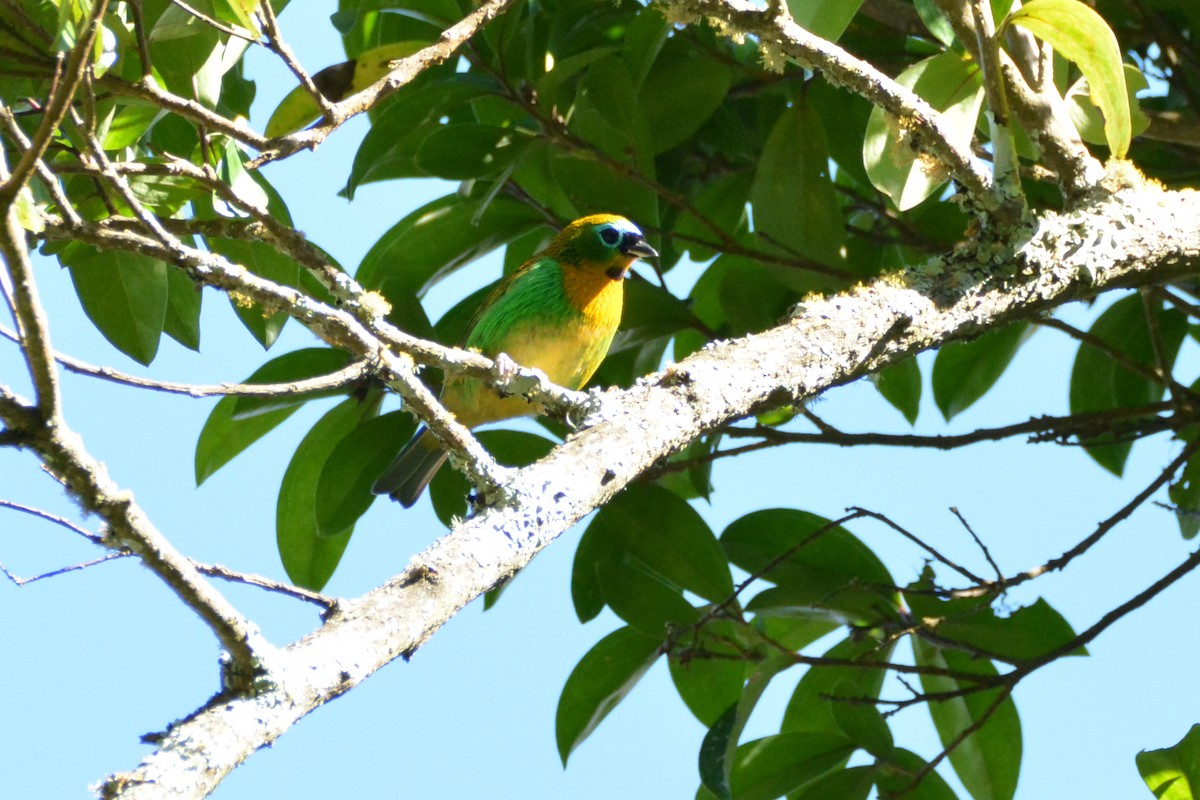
98, 181, 1200, 799
659, 0, 999, 212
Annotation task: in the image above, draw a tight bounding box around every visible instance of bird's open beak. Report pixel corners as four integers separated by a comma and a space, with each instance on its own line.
622, 237, 658, 259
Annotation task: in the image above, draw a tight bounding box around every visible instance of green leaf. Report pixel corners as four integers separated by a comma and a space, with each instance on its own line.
906, 586, 1085, 661
751, 97, 845, 267
876, 748, 960, 800
206, 237, 301, 349
639, 54, 732, 154
1065, 64, 1149, 148
720, 733, 855, 800
556, 626, 661, 764
786, 0, 864, 41
1006, 0, 1131, 157
573, 484, 734, 621
933, 322, 1029, 421
669, 650, 746, 728
914, 0, 958, 47
1138, 724, 1200, 800
163, 266, 202, 351
549, 154, 660, 239
195, 348, 356, 484
64, 245, 168, 366
315, 410, 417, 538
356, 194, 543, 298
102, 102, 160, 150
700, 703, 739, 800
344, 73, 501, 195
414, 124, 530, 180
277, 399, 374, 590
871, 356, 921, 424
1068, 294, 1186, 475
673, 171, 752, 262
913, 639, 1022, 800
721, 509, 899, 624
782, 637, 896, 736
791, 765, 876, 800
1169, 448, 1200, 540
596, 556, 702, 638
863, 51, 984, 210
428, 429, 556, 525
831, 697, 894, 759
230, 348, 356, 419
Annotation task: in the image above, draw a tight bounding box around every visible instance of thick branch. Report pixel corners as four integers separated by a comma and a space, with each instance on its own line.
100, 182, 1200, 798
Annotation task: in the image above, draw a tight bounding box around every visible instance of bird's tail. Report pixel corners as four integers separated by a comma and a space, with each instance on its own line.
371, 428, 449, 507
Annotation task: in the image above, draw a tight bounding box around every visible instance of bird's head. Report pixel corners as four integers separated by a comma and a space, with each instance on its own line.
548, 214, 658, 280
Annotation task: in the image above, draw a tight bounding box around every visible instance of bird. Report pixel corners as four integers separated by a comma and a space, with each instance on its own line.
371, 213, 658, 507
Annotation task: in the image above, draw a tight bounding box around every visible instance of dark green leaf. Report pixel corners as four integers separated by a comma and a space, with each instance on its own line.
751, 97, 845, 266
831, 696, 893, 758
722, 733, 855, 800
915, 0, 958, 46
163, 264, 202, 351
782, 637, 896, 736
64, 244, 168, 366
1169, 446, 1200, 540
639, 54, 731, 154
414, 124, 530, 180
277, 399, 375, 590
913, 639, 1022, 800
787, 0, 864, 41
356, 194, 543, 298
722, 509, 899, 624
1137, 724, 1200, 800
195, 348, 356, 484
933, 322, 1029, 421
597, 556, 702, 638
876, 749, 960, 800
792, 765, 876, 800
669, 652, 746, 728
556, 626, 661, 764
230, 348, 356, 419
1068, 294, 1186, 475
573, 484, 734, 621
906, 589, 1085, 662
872, 356, 921, 424
549, 155, 660, 238
699, 703, 739, 800
345, 74, 501, 195
315, 410, 417, 538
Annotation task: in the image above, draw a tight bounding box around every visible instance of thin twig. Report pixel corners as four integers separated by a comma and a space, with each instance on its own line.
949, 506, 1003, 581
0, 498, 101, 541
0, 324, 371, 398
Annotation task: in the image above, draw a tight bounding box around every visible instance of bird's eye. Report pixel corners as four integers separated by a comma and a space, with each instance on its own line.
599, 226, 621, 246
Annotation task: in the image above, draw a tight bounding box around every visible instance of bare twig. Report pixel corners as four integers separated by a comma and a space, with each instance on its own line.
0, 498, 101, 541
949, 506, 1003, 581
0, 324, 371, 398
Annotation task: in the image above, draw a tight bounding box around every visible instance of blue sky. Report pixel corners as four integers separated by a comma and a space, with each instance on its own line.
1, 5, 1196, 798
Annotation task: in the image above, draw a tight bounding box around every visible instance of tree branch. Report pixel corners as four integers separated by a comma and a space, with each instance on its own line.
660, 0, 1000, 213
97, 182, 1200, 798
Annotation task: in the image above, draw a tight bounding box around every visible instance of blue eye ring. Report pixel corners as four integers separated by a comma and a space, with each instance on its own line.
599, 226, 621, 246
